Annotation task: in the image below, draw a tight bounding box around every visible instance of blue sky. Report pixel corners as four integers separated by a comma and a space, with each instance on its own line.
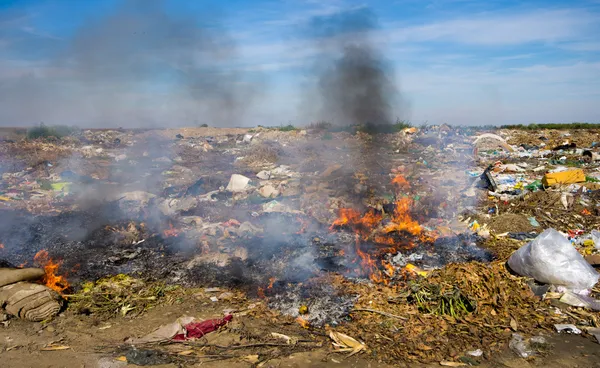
0, 0, 599, 126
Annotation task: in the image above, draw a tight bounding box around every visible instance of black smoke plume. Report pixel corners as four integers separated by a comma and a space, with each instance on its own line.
304, 8, 401, 130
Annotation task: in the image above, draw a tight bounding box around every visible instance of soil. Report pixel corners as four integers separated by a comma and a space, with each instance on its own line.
2, 293, 600, 368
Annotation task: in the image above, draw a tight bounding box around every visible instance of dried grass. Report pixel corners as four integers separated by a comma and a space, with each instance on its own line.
333, 262, 573, 363
240, 144, 280, 166
68, 274, 183, 318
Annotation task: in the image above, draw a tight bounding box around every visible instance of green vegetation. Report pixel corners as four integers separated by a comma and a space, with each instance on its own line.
586, 176, 600, 183
501, 122, 600, 130
391, 118, 412, 131
322, 132, 333, 140
27, 123, 78, 139
199, 123, 209, 128
277, 124, 298, 131
408, 282, 475, 318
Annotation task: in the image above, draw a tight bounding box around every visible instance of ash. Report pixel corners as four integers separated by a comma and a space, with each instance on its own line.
389, 234, 494, 270
267, 282, 358, 327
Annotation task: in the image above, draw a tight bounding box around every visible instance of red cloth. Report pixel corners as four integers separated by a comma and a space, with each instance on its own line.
172, 314, 233, 341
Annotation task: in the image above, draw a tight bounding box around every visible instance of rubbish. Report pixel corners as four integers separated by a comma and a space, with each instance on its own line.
500, 164, 525, 173
127, 316, 196, 343
259, 184, 279, 198
525, 180, 543, 191
509, 333, 533, 358
558, 291, 600, 311
529, 336, 547, 346
467, 349, 483, 357
226, 174, 251, 192
479, 166, 497, 192
473, 134, 514, 152
50, 182, 71, 192
0, 267, 45, 287
527, 217, 540, 228
560, 193, 574, 209
0, 282, 63, 321
256, 170, 271, 180
592, 230, 600, 248
184, 178, 207, 196
329, 331, 366, 357
542, 169, 586, 186
552, 142, 576, 151
158, 197, 198, 216
271, 332, 297, 345
554, 324, 582, 334
507, 229, 600, 291
172, 314, 233, 340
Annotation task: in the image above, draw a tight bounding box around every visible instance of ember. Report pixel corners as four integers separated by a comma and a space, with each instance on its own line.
163, 222, 180, 238
267, 277, 276, 289
33, 250, 69, 293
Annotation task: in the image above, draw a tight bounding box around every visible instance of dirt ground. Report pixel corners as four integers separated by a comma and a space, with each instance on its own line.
2, 293, 600, 368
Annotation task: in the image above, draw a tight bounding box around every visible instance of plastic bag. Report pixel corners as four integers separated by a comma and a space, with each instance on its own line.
593, 230, 600, 249
507, 228, 599, 291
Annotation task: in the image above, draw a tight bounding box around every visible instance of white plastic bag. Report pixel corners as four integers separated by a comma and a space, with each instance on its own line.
593, 230, 600, 249
508, 228, 599, 291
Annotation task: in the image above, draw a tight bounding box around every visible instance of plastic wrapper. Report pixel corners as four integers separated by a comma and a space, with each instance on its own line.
507, 228, 599, 291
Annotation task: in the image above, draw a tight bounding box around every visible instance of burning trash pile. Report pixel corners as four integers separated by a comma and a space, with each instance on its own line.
1, 124, 600, 366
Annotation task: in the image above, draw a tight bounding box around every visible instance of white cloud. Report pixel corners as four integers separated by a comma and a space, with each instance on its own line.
388, 9, 598, 45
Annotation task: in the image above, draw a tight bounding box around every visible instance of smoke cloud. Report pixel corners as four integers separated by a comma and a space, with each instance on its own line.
0, 0, 263, 127
302, 8, 402, 129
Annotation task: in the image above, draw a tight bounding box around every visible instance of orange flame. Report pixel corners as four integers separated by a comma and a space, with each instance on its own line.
391, 174, 410, 191
33, 250, 69, 293
329, 174, 438, 284
383, 197, 422, 236
163, 223, 180, 237
267, 277, 276, 289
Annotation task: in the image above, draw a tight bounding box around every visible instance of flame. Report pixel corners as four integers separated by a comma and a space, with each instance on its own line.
163, 222, 180, 237
329, 174, 438, 284
33, 250, 69, 293
267, 277, 276, 289
330, 208, 382, 240
0, 243, 4, 249
391, 174, 410, 190
383, 197, 422, 236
